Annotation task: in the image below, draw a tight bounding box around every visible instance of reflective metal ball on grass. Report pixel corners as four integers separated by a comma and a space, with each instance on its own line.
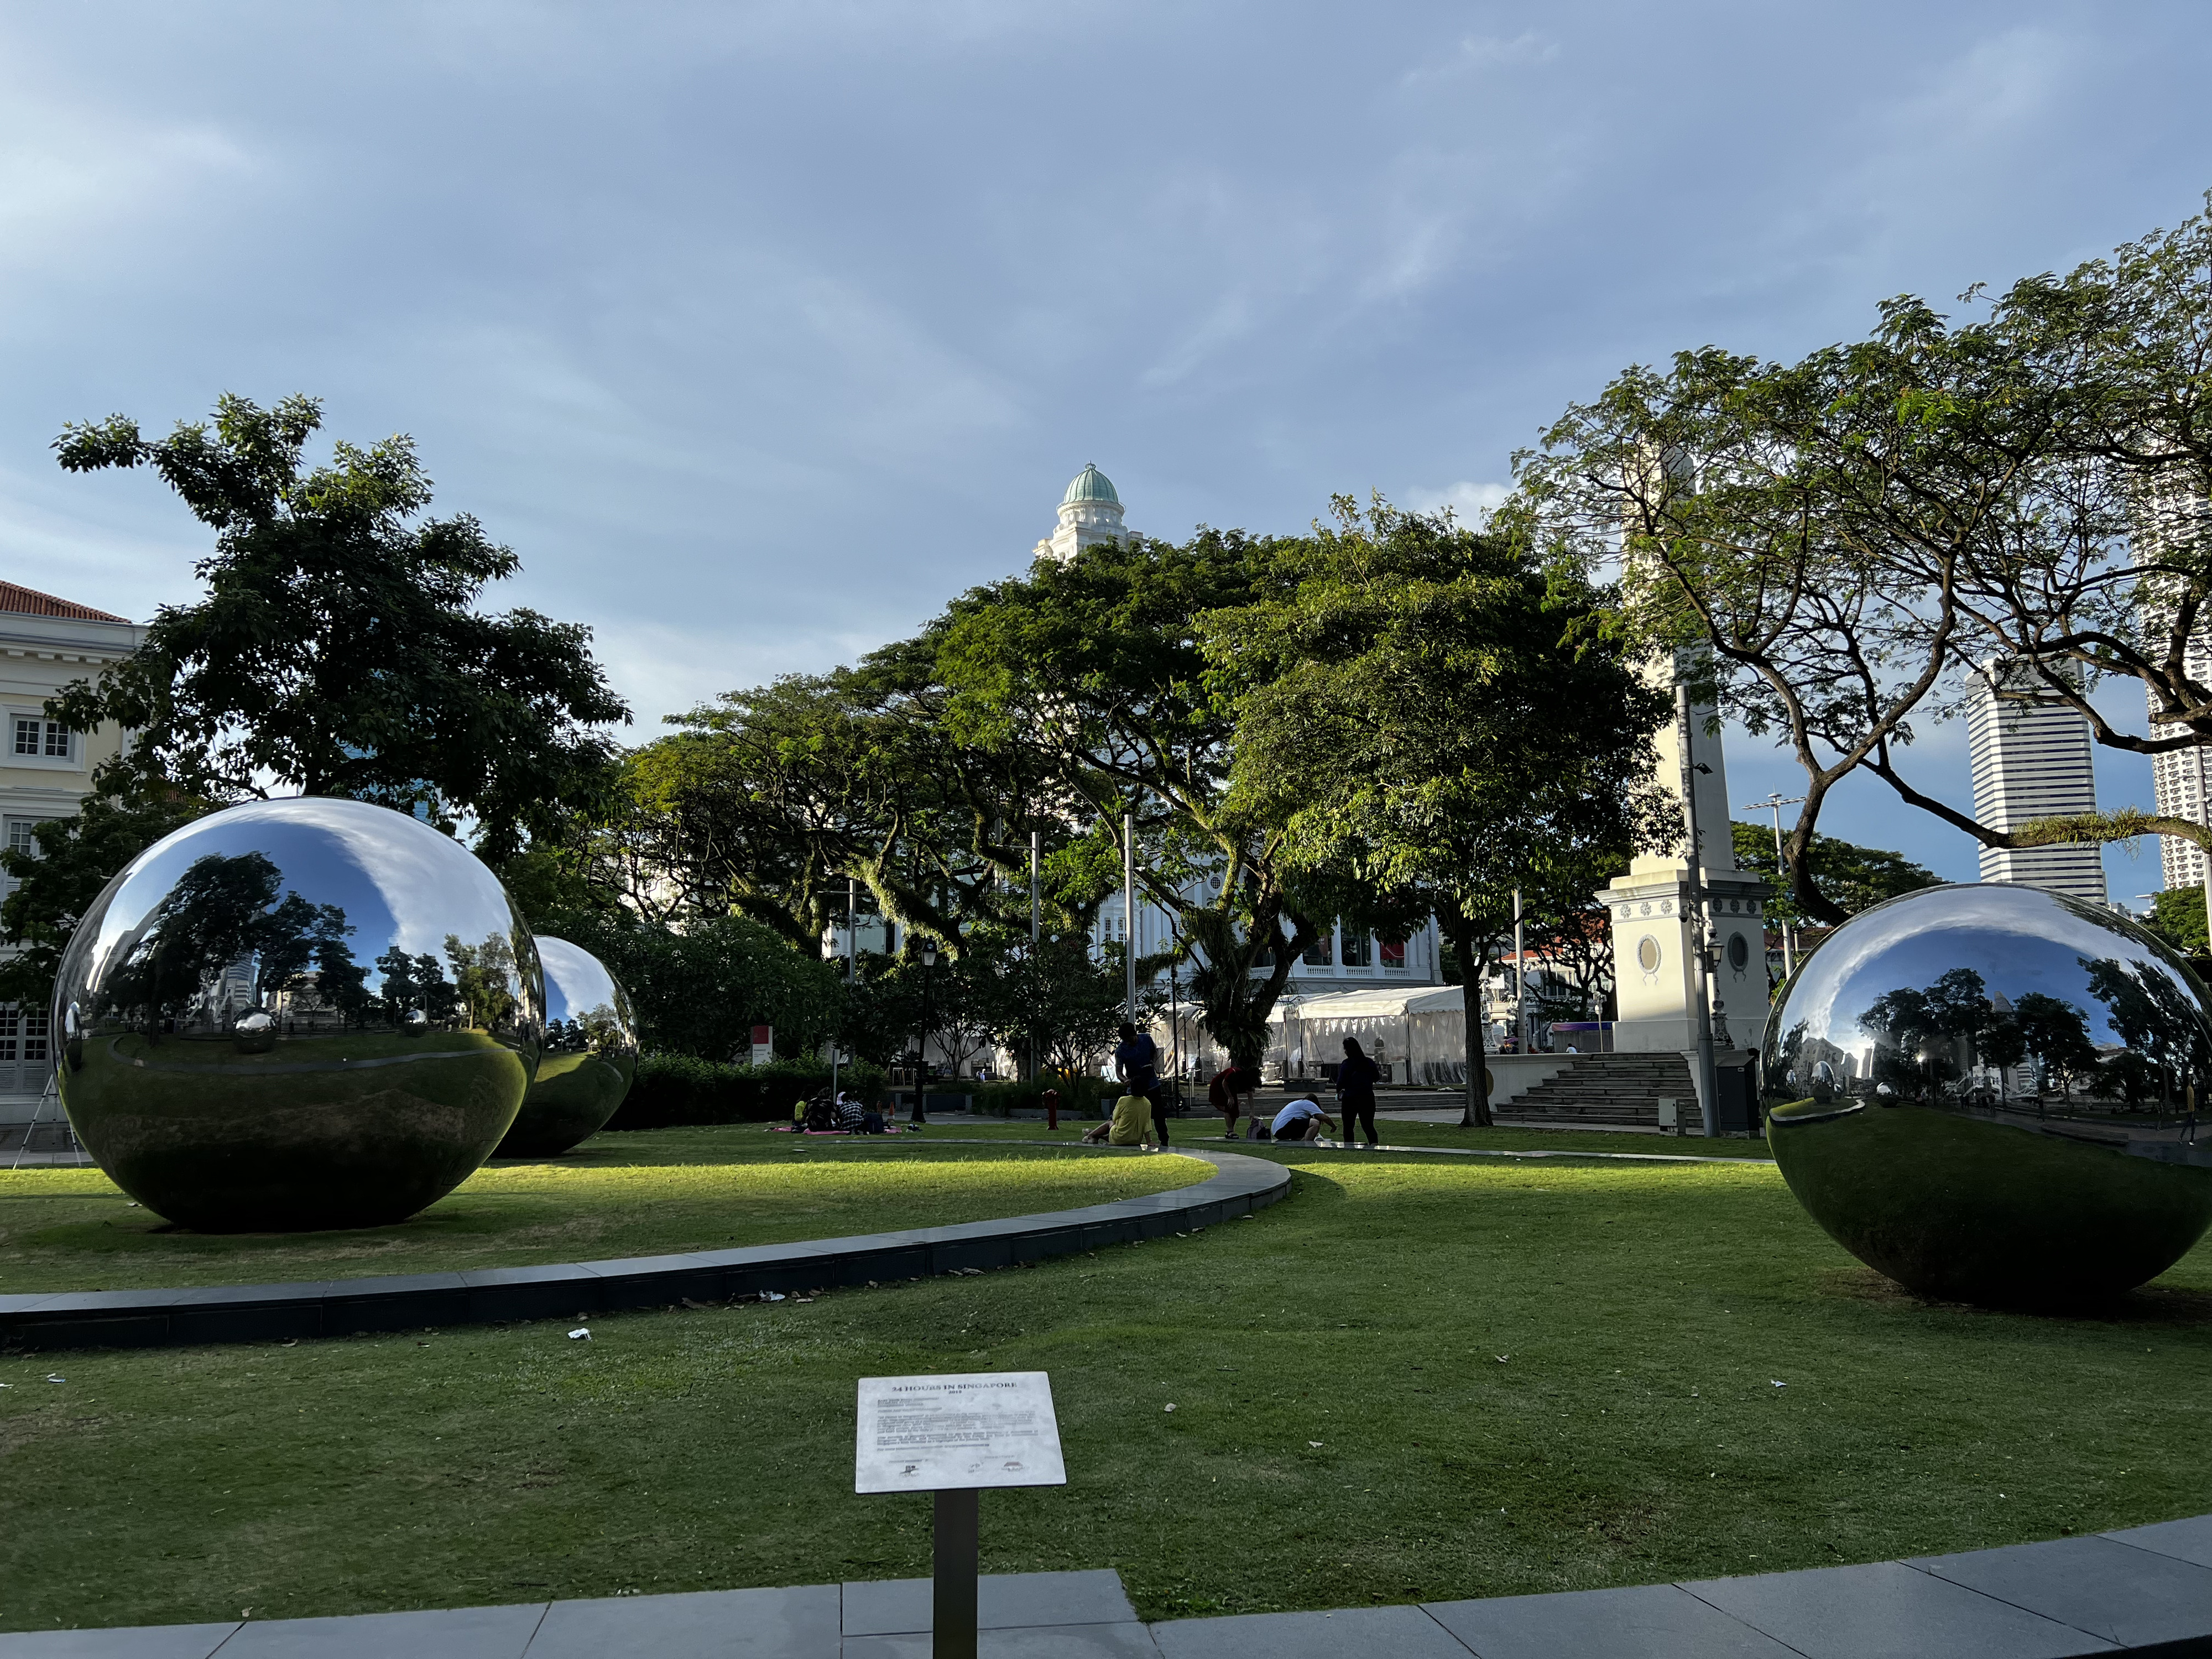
1762, 883, 2212, 1307
55, 797, 542, 1231
493, 936, 638, 1157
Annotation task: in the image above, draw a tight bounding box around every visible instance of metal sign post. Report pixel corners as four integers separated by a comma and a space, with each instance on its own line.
855, 1371, 1067, 1659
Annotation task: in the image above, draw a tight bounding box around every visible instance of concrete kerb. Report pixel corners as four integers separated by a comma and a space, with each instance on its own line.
0, 1147, 1288, 1353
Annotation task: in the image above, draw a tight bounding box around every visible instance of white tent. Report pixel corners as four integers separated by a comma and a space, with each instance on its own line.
1265, 984, 1472, 1086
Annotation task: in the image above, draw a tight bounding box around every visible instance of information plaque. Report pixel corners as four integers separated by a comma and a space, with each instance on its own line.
854, 1370, 1067, 1494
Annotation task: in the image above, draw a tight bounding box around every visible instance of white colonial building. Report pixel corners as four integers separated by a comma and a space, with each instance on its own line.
0, 582, 145, 1120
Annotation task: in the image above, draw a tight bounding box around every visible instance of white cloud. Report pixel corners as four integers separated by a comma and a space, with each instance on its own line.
1404, 479, 1509, 524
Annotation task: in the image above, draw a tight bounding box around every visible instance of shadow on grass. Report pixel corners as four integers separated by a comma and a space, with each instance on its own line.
1817, 1264, 2212, 1327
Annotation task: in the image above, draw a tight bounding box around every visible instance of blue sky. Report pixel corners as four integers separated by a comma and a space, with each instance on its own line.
5, 3, 2209, 897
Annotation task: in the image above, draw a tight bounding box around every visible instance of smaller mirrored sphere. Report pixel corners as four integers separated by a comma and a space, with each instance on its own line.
494, 937, 638, 1157
1762, 883, 2212, 1306
55, 797, 543, 1231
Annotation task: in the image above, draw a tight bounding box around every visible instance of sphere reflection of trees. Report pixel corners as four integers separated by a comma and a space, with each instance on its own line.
56, 797, 542, 1231
1761, 883, 2212, 1306
493, 936, 638, 1159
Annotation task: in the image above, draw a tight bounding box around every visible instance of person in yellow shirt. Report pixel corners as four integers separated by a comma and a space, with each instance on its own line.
1084, 1090, 1159, 1148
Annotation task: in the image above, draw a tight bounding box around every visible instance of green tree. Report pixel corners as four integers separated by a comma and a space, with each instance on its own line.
1730, 821, 1940, 924
1207, 497, 1672, 1125
2140, 885, 2208, 956
925, 528, 1342, 1067
49, 393, 629, 861
0, 789, 215, 1009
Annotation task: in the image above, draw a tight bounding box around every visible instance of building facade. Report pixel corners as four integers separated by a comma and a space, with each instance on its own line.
2136, 480, 2212, 893
1965, 658, 2109, 904
0, 582, 145, 1119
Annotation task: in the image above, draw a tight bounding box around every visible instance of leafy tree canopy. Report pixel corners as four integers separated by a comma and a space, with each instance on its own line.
1729, 821, 1940, 923
1207, 495, 1672, 1120
50, 393, 630, 861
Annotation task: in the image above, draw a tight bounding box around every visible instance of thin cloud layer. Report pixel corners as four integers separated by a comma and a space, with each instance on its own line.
1, 1, 2204, 885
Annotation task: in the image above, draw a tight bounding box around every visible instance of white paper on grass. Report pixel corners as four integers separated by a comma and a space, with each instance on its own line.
854, 1371, 1067, 1494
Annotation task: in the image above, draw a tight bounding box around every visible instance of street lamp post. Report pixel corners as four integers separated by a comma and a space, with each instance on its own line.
914, 942, 938, 1125
1740, 791, 1805, 979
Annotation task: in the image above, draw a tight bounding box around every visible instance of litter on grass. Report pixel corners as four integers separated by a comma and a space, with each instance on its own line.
567, 1328, 591, 1340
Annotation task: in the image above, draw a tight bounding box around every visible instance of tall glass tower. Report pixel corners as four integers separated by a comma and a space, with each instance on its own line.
1966, 659, 2108, 904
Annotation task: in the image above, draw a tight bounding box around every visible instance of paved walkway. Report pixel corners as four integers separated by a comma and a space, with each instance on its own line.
6, 1517, 2205, 1657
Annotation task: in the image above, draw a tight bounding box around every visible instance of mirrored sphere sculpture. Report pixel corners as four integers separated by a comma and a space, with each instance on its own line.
1763, 883, 2212, 1306
55, 797, 542, 1231
494, 936, 638, 1157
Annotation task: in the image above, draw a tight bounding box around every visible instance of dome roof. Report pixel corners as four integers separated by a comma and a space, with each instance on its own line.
1061, 463, 1120, 507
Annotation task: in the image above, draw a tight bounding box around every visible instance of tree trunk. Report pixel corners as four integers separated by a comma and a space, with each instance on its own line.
1446, 917, 1493, 1128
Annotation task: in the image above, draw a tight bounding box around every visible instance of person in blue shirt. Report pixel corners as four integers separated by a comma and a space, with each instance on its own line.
1113, 1022, 1171, 1146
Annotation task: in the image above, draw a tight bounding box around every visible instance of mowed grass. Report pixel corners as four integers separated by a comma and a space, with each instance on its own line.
0, 1128, 1209, 1293
1, 1144, 2205, 1634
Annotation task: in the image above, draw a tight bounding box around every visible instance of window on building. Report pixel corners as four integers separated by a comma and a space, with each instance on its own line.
0, 1006, 15, 1061
11, 718, 72, 760
1379, 938, 1407, 969
1340, 934, 1372, 967
4, 818, 36, 858
1303, 935, 1334, 967
20, 1008, 46, 1063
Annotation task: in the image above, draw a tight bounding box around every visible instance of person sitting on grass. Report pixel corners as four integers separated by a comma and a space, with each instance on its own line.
1269, 1096, 1337, 1144
1082, 1089, 1158, 1148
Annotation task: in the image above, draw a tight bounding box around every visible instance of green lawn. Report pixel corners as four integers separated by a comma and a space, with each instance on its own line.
2, 1139, 2204, 1635
0, 1129, 1207, 1293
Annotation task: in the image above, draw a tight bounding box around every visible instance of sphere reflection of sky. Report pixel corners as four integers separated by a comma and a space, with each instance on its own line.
86, 797, 510, 998
1772, 883, 2195, 1073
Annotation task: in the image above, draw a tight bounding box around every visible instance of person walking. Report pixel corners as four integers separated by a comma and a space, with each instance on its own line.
1114, 1021, 1170, 1146
1335, 1036, 1382, 1148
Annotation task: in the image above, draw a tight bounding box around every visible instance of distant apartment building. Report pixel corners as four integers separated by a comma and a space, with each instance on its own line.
0, 582, 144, 1118
1965, 658, 2109, 905
2136, 478, 2212, 891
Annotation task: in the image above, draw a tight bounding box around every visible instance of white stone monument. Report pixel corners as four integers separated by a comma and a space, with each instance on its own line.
1602, 653, 1770, 1057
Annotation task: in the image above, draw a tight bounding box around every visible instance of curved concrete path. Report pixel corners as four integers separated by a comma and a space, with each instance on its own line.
3, 1519, 2206, 1656
0, 1147, 1285, 1353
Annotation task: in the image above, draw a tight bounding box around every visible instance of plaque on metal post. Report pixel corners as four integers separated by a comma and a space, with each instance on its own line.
854, 1370, 1066, 1493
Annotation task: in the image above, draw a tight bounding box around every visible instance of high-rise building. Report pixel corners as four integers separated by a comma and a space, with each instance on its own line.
2135, 479, 2212, 891
1965, 658, 2108, 904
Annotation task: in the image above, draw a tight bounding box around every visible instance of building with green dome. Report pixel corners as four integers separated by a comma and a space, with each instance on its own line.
1034, 462, 1130, 562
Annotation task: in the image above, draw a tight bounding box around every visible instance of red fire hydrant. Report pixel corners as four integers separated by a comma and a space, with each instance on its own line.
1043, 1088, 1060, 1132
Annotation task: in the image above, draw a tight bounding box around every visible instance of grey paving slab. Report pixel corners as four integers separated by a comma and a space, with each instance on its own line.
0, 1626, 239, 1659
1148, 1604, 1473, 1659
2106, 1513, 2212, 1570
1908, 1534, 2212, 1650
210, 1602, 547, 1658
840, 1569, 1133, 1635
841, 1622, 1159, 1658
524, 1584, 838, 1657
1424, 1582, 1798, 1658
1682, 1559, 2117, 1658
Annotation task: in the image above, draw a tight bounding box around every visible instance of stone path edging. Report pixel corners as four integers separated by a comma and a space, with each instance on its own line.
0, 1147, 1286, 1354
6, 1521, 2208, 1656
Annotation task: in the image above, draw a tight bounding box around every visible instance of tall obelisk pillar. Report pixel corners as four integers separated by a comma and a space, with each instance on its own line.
1601, 650, 1770, 1057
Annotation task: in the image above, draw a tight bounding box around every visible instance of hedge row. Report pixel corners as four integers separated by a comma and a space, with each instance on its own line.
967, 1075, 1119, 1119
605, 1053, 888, 1131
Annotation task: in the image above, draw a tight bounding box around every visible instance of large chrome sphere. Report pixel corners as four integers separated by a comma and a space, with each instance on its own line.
55, 797, 542, 1231
494, 936, 638, 1157
1762, 883, 2212, 1306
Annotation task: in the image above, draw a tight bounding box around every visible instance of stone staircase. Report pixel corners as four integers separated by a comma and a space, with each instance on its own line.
1500, 1051, 1695, 1127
